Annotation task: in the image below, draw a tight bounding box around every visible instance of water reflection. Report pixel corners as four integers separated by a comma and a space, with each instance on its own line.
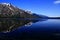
24, 19, 48, 26
0, 18, 48, 40
25, 22, 33, 26
0, 18, 47, 33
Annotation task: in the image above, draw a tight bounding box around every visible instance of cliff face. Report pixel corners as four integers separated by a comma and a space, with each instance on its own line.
0, 3, 39, 18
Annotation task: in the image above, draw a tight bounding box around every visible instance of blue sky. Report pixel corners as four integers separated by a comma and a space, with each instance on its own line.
0, 0, 60, 17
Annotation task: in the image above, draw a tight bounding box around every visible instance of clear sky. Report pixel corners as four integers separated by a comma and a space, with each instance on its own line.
0, 0, 60, 17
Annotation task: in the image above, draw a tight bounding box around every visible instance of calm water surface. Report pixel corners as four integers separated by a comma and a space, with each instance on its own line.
0, 19, 60, 40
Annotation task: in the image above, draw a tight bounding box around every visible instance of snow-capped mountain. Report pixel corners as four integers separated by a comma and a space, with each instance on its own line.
0, 3, 38, 18
0, 3, 48, 18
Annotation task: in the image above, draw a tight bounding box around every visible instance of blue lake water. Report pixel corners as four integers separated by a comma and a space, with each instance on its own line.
0, 19, 60, 40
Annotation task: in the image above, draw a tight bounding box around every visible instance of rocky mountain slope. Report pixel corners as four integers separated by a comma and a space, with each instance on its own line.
0, 3, 40, 18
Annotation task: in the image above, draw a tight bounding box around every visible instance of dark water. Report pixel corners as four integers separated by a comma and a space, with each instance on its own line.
0, 19, 60, 40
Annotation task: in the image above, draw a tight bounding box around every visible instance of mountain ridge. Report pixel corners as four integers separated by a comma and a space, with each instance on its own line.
0, 3, 48, 18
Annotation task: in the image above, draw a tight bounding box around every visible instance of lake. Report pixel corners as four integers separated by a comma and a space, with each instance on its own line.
0, 19, 60, 40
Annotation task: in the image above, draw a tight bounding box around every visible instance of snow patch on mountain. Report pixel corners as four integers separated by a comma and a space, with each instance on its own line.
1, 3, 11, 6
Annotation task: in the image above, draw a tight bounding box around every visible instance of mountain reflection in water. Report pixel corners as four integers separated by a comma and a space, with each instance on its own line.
0, 18, 47, 32
0, 18, 48, 40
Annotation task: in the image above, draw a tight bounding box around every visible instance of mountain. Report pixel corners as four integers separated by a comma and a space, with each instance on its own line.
48, 17, 60, 19
32, 13, 48, 18
0, 3, 48, 18
0, 3, 39, 18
